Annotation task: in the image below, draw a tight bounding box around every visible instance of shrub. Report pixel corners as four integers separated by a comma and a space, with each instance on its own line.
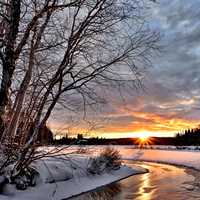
87, 147, 121, 175
76, 147, 89, 154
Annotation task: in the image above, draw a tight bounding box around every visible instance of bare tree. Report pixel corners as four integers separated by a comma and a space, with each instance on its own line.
0, 0, 159, 177
0, 0, 81, 138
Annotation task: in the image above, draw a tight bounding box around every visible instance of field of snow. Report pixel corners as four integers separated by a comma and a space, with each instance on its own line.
0, 153, 146, 200
2, 145, 200, 200
80, 145, 200, 170
38, 145, 200, 170
119, 148, 200, 170
51, 145, 200, 170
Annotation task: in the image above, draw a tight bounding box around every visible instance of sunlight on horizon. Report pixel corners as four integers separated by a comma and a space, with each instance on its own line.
91, 130, 176, 138
52, 129, 177, 139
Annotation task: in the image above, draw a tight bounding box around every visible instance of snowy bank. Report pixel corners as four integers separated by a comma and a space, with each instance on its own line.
0, 154, 146, 200
117, 148, 200, 171
65, 145, 200, 170
36, 145, 200, 171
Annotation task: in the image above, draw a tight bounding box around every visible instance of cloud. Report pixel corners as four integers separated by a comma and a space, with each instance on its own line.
49, 0, 200, 138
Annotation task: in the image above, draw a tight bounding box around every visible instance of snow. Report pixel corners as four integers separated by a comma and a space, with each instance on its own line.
61, 145, 200, 171
113, 146, 200, 170
127, 149, 200, 170
36, 145, 200, 171
0, 176, 6, 184
5, 165, 144, 200
2, 145, 200, 200
31, 157, 75, 183
0, 154, 146, 200
54, 145, 200, 170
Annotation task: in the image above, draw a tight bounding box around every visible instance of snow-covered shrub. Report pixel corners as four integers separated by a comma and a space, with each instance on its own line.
12, 167, 38, 190
0, 165, 39, 191
87, 147, 121, 175
31, 158, 73, 184
76, 147, 89, 154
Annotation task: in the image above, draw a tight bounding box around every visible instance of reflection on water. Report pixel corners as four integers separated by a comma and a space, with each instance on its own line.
138, 173, 154, 200
69, 161, 200, 200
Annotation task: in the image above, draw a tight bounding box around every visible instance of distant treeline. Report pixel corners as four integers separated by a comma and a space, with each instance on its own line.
176, 128, 200, 145
52, 135, 177, 146
52, 128, 200, 146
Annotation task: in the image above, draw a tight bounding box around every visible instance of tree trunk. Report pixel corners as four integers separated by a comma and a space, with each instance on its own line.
0, 0, 21, 140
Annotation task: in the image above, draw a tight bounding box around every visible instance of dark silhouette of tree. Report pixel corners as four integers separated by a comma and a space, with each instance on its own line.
77, 134, 83, 140
176, 127, 200, 145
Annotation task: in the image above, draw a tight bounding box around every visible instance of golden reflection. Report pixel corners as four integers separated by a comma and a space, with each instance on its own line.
137, 172, 154, 200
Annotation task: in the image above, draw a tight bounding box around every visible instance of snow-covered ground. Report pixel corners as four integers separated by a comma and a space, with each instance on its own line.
118, 148, 200, 170
2, 145, 200, 200
82, 145, 200, 170
0, 154, 146, 200
39, 145, 200, 171
38, 145, 200, 170
53, 145, 200, 170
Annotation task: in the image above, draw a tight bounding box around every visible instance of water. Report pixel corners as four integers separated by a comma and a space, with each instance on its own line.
68, 161, 200, 200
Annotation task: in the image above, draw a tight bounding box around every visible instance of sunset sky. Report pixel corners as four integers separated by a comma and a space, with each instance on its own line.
49, 0, 200, 138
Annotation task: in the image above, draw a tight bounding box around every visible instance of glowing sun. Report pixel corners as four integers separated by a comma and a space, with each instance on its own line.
139, 135, 149, 142
135, 132, 154, 146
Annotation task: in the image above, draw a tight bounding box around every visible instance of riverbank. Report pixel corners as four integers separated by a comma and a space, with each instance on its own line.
70, 161, 200, 200
54, 145, 200, 171
3, 146, 200, 200
0, 154, 146, 200
118, 148, 200, 171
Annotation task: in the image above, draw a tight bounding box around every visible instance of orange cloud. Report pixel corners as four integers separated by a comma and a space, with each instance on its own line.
48, 99, 200, 138
92, 111, 200, 138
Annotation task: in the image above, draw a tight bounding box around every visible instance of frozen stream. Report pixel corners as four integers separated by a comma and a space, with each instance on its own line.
68, 161, 200, 200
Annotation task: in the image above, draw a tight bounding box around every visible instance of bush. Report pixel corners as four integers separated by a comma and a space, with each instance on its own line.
87, 147, 121, 175
76, 147, 89, 154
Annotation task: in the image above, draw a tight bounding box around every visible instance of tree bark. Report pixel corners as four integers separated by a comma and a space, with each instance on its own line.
0, 0, 21, 139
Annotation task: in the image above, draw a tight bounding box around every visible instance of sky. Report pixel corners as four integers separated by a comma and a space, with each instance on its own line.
49, 0, 200, 138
